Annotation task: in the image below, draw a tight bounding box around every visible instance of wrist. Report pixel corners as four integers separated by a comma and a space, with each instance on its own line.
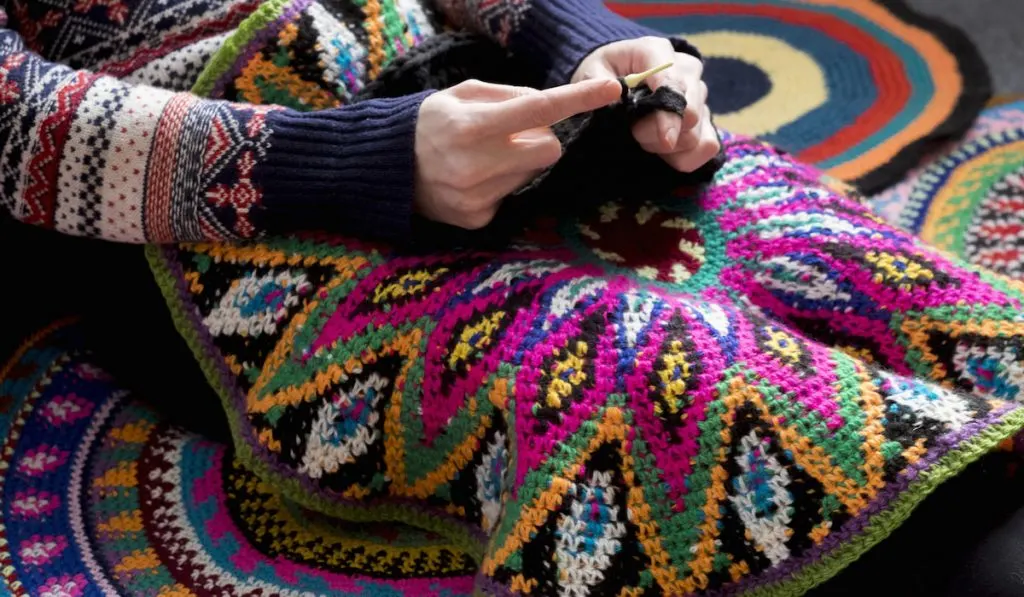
511, 0, 700, 87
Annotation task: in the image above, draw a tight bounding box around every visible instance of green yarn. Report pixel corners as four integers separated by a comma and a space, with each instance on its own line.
191, 0, 295, 97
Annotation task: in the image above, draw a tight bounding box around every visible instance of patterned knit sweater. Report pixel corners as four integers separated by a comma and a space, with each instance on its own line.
0, 0, 661, 244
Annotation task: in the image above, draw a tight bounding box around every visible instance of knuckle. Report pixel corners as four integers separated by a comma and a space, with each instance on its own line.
644, 35, 672, 50
458, 78, 484, 91
449, 113, 478, 138
446, 157, 479, 190
691, 58, 704, 77
510, 85, 537, 99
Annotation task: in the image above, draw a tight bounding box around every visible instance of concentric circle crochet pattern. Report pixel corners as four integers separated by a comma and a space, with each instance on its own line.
0, 324, 479, 596
606, 0, 991, 193
872, 101, 1024, 279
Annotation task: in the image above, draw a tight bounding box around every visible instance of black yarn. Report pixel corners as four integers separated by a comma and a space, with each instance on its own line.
354, 33, 725, 251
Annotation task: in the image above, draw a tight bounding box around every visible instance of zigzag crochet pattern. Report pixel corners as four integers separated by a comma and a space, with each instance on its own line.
129, 1, 1024, 594
148, 138, 1024, 596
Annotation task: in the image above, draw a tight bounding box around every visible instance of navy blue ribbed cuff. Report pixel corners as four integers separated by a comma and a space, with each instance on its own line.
253, 91, 434, 243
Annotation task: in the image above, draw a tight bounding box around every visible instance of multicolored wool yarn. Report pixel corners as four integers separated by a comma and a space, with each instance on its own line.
146, 131, 1024, 594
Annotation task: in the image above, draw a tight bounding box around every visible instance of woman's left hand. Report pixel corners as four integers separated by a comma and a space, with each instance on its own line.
572, 37, 720, 173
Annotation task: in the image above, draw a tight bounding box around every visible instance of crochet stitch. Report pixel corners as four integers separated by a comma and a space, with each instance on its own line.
148, 134, 1024, 594
133, 6, 1024, 595
872, 100, 1024, 279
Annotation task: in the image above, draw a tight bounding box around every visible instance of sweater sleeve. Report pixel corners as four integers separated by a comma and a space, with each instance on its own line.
0, 23, 430, 244
432, 0, 700, 87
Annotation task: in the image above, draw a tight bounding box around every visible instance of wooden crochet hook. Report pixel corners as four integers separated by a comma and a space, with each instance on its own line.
622, 61, 674, 89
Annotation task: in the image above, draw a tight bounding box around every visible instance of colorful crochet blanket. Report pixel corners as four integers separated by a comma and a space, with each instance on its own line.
140, 3, 1024, 595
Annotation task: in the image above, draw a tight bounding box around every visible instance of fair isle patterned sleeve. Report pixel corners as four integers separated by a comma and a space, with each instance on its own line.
0, 16, 431, 244
433, 0, 701, 87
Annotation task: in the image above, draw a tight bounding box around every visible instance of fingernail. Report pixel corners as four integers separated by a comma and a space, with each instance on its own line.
665, 126, 679, 147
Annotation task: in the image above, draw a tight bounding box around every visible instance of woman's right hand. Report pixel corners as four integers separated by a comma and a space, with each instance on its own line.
414, 78, 622, 230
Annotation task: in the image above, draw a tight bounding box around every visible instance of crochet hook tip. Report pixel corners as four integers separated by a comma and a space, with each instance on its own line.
623, 62, 674, 89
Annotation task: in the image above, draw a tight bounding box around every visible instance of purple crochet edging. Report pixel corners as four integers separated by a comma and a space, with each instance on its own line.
713, 402, 1019, 596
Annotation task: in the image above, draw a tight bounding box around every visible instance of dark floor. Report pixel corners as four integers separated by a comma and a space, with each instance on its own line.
906, 0, 1024, 95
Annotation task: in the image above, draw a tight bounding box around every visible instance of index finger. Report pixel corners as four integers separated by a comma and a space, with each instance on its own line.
480, 78, 621, 136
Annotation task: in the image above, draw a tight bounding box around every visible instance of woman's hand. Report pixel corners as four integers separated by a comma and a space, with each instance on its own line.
572, 37, 720, 173
414, 78, 621, 230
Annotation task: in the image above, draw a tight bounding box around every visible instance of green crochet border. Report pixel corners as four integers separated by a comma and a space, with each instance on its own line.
143, 4, 1024, 593
190, 0, 294, 97
751, 407, 1024, 596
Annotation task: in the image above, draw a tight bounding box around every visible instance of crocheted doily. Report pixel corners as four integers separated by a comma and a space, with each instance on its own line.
871, 101, 1024, 279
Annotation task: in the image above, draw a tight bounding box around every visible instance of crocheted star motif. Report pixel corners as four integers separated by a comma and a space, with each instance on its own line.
149, 139, 1024, 596
575, 200, 706, 284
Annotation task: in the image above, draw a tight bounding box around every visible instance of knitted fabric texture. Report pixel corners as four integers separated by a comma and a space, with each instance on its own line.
2, 0, 664, 244
0, 324, 480, 596
133, 5, 1024, 596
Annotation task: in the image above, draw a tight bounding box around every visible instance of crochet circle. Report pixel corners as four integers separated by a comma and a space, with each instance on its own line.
607, 0, 991, 193
0, 327, 479, 597
557, 197, 724, 291
893, 117, 1024, 278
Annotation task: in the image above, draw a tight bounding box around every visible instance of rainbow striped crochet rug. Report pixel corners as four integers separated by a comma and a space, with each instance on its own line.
608, 0, 991, 194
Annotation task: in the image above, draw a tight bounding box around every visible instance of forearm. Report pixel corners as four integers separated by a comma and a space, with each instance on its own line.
432, 0, 696, 86
0, 27, 428, 244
